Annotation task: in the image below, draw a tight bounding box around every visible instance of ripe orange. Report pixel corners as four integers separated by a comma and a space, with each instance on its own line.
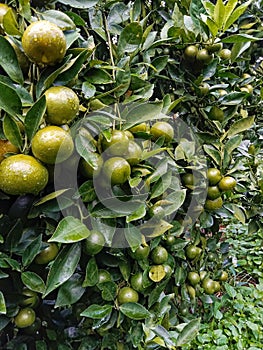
0, 139, 19, 163
218, 176, 237, 191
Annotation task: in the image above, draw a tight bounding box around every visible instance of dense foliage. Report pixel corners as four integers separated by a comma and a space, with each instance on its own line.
0, 0, 262, 349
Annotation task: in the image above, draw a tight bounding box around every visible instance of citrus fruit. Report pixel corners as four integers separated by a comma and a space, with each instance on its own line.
199, 270, 208, 281
219, 48, 231, 60
186, 285, 196, 300
31, 126, 74, 164
0, 154, 48, 195
184, 45, 198, 62
125, 140, 142, 165
22, 20, 66, 66
202, 278, 216, 294
219, 270, 228, 282
80, 154, 103, 179
213, 281, 221, 292
208, 106, 224, 122
103, 157, 131, 185
101, 129, 130, 156
182, 173, 194, 189
35, 242, 59, 264
44, 86, 79, 125
150, 121, 174, 143
207, 41, 223, 53
124, 130, 134, 140
129, 123, 147, 133
196, 48, 213, 64
164, 234, 176, 246
14, 308, 36, 328
131, 245, 150, 260
207, 168, 222, 185
198, 82, 210, 96
83, 230, 105, 255
218, 176, 237, 191
0, 139, 19, 162
130, 271, 149, 293
151, 246, 168, 264
185, 245, 201, 260
117, 286, 139, 304
204, 197, 223, 210
207, 185, 221, 200
148, 265, 166, 282
187, 272, 200, 286
148, 204, 165, 220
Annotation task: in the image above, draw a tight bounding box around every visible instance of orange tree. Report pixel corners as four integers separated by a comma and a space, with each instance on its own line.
0, 0, 262, 349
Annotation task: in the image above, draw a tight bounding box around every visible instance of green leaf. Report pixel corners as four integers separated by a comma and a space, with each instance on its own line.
3, 114, 22, 148
82, 257, 98, 287
41, 10, 76, 30
57, 0, 99, 8
0, 36, 23, 84
2, 8, 22, 35
21, 272, 46, 294
230, 41, 251, 62
44, 243, 81, 297
226, 116, 254, 138
126, 204, 146, 223
80, 304, 112, 319
219, 91, 246, 105
119, 302, 151, 320
150, 170, 172, 200
224, 0, 238, 27
222, 33, 260, 43
55, 49, 91, 86
214, 0, 225, 28
55, 273, 85, 307
117, 22, 143, 56
223, 134, 242, 169
34, 189, 70, 206
48, 217, 91, 243
176, 318, 201, 346
204, 17, 218, 37
100, 281, 117, 301
24, 95, 46, 142
124, 223, 142, 252
0, 82, 22, 116
82, 81, 96, 99
224, 283, 236, 298
203, 144, 221, 166
0, 292, 6, 315
22, 235, 43, 267
223, 1, 252, 31
124, 102, 163, 129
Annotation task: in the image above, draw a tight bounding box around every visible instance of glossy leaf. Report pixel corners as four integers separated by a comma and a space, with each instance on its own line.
123, 101, 163, 129
22, 234, 43, 267
3, 8, 21, 35
80, 304, 112, 319
55, 273, 85, 307
3, 114, 23, 148
41, 10, 76, 30
124, 223, 142, 252
24, 95, 46, 142
100, 281, 117, 301
82, 257, 98, 287
223, 1, 252, 31
0, 82, 22, 117
226, 116, 254, 138
0, 292, 6, 315
119, 302, 151, 320
48, 216, 91, 243
44, 243, 81, 297
21, 271, 46, 294
57, 0, 99, 8
0, 36, 23, 84
176, 318, 201, 346
117, 22, 143, 56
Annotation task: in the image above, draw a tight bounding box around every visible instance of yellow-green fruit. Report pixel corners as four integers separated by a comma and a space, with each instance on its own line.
22, 20, 66, 66
32, 126, 74, 164
101, 130, 130, 156
117, 286, 139, 304
208, 106, 224, 122
150, 121, 174, 143
219, 48, 231, 60
204, 197, 223, 210
129, 123, 147, 133
83, 230, 105, 255
14, 308, 36, 329
184, 45, 198, 62
0, 154, 48, 195
218, 176, 237, 191
35, 243, 59, 264
44, 86, 79, 125
207, 185, 221, 200
103, 157, 131, 185
202, 278, 216, 295
125, 140, 142, 165
207, 168, 222, 185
